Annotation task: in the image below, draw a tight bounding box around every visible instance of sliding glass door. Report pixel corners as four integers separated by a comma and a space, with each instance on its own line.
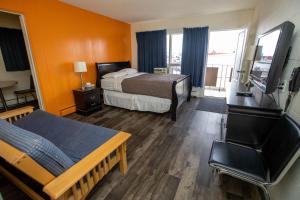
167, 33, 183, 74
204, 29, 247, 98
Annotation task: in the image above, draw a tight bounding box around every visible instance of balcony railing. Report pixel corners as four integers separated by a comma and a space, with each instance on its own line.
169, 65, 181, 74
205, 64, 233, 91
168, 64, 234, 92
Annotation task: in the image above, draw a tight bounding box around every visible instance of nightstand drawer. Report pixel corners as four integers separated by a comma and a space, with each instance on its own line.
73, 88, 101, 115
85, 93, 100, 107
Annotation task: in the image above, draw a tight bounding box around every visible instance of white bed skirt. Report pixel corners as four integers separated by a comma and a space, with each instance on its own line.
103, 90, 171, 113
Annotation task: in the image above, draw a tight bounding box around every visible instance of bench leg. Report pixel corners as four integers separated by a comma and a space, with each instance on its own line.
119, 143, 128, 175
0, 165, 44, 200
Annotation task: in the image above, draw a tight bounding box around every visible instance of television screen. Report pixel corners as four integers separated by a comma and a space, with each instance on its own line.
249, 21, 294, 94
252, 30, 281, 85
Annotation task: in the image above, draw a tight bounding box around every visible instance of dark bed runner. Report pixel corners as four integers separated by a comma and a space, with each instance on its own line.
121, 73, 186, 99
196, 97, 227, 114
14, 110, 119, 163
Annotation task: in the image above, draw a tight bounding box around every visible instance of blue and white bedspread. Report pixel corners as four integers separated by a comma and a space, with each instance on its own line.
0, 109, 119, 176
14, 110, 119, 163
0, 119, 74, 176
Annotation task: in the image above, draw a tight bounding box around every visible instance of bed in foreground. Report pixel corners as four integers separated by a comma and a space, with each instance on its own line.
96, 61, 192, 121
0, 106, 131, 200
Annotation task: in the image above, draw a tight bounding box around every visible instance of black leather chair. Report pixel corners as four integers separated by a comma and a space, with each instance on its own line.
208, 115, 300, 200
14, 75, 36, 104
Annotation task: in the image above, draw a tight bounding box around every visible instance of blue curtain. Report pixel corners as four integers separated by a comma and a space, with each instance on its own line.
136, 30, 167, 73
181, 27, 209, 87
0, 27, 30, 71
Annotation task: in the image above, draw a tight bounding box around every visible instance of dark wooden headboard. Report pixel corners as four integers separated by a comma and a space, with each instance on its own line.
95, 61, 131, 87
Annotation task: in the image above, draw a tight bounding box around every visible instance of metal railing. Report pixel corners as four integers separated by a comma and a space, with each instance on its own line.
169, 65, 181, 74
168, 64, 234, 92
205, 64, 233, 91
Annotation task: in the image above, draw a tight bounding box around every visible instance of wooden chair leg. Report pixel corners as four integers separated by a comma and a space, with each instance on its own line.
32, 93, 36, 101
119, 143, 128, 175
16, 95, 19, 104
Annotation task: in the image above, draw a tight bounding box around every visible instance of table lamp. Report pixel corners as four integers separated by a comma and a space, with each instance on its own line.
74, 61, 87, 90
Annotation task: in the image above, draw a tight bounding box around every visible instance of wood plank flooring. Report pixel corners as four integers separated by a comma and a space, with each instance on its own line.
0, 98, 261, 200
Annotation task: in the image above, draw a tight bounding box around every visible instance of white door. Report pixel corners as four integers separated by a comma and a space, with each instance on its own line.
232, 30, 247, 82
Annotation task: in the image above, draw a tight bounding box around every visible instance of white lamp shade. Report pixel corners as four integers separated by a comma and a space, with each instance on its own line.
74, 61, 87, 72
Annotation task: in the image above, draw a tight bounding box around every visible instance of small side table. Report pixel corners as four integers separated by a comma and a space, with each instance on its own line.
73, 88, 101, 115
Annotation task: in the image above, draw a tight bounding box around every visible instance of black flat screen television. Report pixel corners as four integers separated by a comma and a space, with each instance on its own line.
249, 21, 295, 94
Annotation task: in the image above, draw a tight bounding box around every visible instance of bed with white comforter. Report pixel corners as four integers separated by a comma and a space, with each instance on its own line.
101, 69, 171, 113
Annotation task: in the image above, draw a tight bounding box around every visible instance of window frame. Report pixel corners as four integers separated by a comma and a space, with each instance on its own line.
167, 33, 183, 67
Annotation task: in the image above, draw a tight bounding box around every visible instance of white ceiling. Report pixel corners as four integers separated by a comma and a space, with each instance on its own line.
61, 0, 258, 23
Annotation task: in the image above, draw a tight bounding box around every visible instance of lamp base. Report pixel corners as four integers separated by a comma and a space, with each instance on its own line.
80, 72, 85, 91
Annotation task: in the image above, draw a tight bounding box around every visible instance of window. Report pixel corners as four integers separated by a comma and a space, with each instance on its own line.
167, 33, 183, 74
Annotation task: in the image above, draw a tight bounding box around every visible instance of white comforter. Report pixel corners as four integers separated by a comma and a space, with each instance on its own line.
101, 72, 171, 113
101, 72, 145, 92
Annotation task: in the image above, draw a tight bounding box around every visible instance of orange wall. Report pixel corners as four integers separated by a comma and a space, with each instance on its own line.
0, 0, 131, 115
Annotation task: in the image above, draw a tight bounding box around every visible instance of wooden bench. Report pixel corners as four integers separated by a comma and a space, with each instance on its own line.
0, 106, 131, 200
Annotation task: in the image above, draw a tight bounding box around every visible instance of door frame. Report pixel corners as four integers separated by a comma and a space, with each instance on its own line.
204, 28, 248, 97
232, 29, 248, 82
0, 9, 44, 110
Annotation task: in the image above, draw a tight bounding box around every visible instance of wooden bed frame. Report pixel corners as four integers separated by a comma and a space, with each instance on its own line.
0, 106, 131, 200
96, 61, 192, 121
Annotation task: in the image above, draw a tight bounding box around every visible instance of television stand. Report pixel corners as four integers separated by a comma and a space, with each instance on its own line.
225, 81, 282, 148
236, 91, 253, 97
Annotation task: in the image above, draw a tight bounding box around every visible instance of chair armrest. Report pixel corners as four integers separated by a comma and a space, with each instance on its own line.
0, 106, 34, 121
43, 131, 131, 199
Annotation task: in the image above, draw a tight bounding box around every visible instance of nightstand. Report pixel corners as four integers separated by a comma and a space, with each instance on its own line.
73, 88, 101, 115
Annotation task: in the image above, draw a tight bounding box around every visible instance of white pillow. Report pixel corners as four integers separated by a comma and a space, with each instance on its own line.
119, 68, 137, 75
103, 71, 128, 78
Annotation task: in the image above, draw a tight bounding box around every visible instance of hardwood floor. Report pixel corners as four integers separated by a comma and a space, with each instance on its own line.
0, 98, 261, 200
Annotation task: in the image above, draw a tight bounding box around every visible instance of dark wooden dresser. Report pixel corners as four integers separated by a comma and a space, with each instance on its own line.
73, 88, 101, 115
225, 81, 282, 149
